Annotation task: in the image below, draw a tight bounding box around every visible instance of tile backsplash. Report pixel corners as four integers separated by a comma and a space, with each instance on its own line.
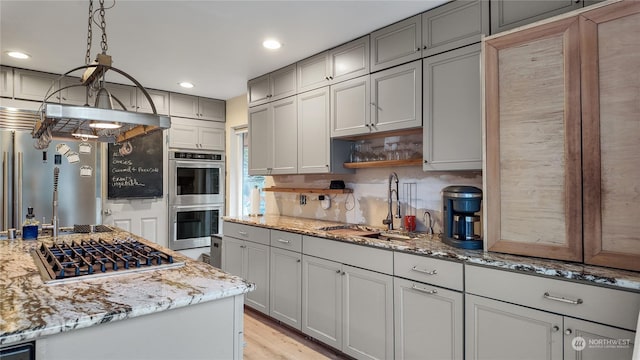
262, 167, 482, 233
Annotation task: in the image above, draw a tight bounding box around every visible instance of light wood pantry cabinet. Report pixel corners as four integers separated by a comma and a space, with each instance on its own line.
169, 92, 225, 121
484, 16, 583, 262
422, 0, 488, 57
0, 66, 13, 98
485, 1, 640, 270
465, 265, 638, 360
331, 61, 421, 138
169, 117, 224, 151
580, 1, 640, 271
248, 96, 297, 175
370, 15, 422, 72
297, 36, 370, 93
222, 223, 271, 315
247, 64, 297, 107
423, 43, 481, 171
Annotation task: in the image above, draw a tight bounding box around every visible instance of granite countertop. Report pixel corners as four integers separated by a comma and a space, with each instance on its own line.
0, 228, 254, 346
224, 215, 640, 292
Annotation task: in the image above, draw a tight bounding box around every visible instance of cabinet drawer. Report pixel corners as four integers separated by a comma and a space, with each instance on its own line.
223, 222, 270, 245
303, 235, 393, 275
465, 265, 640, 331
270, 230, 302, 252
394, 252, 463, 291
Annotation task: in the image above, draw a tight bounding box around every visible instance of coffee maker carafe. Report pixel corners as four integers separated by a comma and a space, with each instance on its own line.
442, 186, 483, 250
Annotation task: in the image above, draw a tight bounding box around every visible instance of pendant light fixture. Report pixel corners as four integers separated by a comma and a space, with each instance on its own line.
33, 0, 170, 147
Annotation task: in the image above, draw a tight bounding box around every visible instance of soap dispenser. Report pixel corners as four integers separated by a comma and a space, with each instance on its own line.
22, 207, 39, 240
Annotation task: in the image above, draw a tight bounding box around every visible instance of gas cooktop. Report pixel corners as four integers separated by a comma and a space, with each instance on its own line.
32, 237, 184, 284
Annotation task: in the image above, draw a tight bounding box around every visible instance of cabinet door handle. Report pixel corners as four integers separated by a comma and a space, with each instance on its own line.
411, 285, 438, 294
411, 266, 437, 275
277, 239, 290, 244
237, 231, 248, 236
565, 329, 573, 335
543, 292, 583, 305
423, 45, 427, 50
325, 76, 330, 81
415, 47, 421, 52
552, 325, 560, 332
240, 245, 246, 249
336, 269, 341, 274
341, 271, 345, 275
297, 259, 301, 263
329, 76, 333, 80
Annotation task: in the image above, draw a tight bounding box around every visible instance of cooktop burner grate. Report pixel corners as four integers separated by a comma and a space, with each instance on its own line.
33, 237, 184, 284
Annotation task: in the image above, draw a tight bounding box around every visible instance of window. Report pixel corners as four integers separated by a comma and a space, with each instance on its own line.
230, 127, 264, 216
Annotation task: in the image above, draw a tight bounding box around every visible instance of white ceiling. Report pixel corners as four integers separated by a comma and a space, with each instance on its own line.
0, 0, 448, 101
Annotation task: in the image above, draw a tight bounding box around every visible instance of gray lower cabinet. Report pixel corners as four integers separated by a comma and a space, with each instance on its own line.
394, 277, 463, 360
423, 43, 482, 171
466, 294, 636, 360
465, 293, 564, 360
222, 235, 270, 315
302, 255, 393, 360
269, 247, 302, 330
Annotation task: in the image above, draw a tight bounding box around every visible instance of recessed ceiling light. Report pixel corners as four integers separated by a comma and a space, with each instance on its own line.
263, 39, 282, 50
179, 82, 194, 89
7, 51, 30, 59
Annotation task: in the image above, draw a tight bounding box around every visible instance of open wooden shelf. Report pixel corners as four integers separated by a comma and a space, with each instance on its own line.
263, 187, 352, 194
343, 158, 422, 169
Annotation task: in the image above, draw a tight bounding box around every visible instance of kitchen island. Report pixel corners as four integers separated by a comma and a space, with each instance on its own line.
0, 228, 254, 360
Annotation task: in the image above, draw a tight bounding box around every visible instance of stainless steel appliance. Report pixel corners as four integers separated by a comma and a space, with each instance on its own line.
1, 129, 100, 232
442, 185, 483, 250
210, 234, 222, 268
32, 235, 184, 284
169, 204, 223, 251
168, 150, 224, 251
169, 151, 224, 205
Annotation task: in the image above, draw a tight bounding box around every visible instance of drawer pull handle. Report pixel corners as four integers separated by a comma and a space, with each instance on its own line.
238, 231, 248, 236
411, 285, 438, 295
277, 239, 290, 244
411, 266, 437, 275
543, 292, 583, 305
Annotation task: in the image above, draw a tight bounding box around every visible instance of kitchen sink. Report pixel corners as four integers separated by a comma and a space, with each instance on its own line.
360, 232, 414, 241
317, 224, 414, 242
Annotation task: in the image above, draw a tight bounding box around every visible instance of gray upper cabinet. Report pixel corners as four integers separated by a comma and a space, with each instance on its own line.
330, 75, 371, 138
14, 69, 59, 102
297, 52, 330, 93
298, 36, 370, 94
370, 60, 422, 133
248, 64, 297, 107
248, 104, 272, 175
423, 43, 481, 171
137, 88, 170, 115
170, 93, 225, 121
329, 36, 370, 84
490, 0, 582, 34
370, 15, 422, 72
422, 0, 489, 57
298, 87, 331, 174
0, 67, 13, 98
105, 83, 170, 115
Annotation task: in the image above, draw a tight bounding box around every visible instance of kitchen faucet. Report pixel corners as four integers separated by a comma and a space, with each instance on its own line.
41, 167, 59, 237
383, 172, 401, 230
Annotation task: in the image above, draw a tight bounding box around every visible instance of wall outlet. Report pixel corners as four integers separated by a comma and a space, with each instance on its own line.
300, 194, 307, 205
318, 195, 325, 200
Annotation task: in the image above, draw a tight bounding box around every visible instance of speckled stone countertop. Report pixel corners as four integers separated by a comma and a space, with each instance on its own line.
0, 228, 254, 346
224, 215, 640, 292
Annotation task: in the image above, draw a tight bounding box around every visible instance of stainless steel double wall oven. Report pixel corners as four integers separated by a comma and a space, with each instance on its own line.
168, 151, 224, 250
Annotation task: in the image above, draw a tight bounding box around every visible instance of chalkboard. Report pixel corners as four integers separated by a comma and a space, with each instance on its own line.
107, 131, 163, 199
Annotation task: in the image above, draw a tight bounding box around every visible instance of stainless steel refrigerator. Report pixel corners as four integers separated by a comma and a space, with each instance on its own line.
1, 129, 101, 231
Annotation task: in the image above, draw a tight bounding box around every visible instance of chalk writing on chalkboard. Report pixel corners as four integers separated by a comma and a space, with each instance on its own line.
107, 130, 163, 199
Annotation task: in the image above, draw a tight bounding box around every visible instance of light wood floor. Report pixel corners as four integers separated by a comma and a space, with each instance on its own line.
243, 309, 350, 360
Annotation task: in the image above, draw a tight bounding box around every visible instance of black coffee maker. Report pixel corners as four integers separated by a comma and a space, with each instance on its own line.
442, 186, 483, 250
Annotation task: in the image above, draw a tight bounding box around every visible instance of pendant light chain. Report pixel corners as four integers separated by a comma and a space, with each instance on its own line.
99, 0, 108, 54
85, 0, 93, 65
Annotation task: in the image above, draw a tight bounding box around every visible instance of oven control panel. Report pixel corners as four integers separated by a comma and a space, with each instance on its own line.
171, 152, 223, 161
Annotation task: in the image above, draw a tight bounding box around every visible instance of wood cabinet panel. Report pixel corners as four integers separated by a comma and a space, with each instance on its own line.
581, 1, 640, 271
485, 17, 582, 261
